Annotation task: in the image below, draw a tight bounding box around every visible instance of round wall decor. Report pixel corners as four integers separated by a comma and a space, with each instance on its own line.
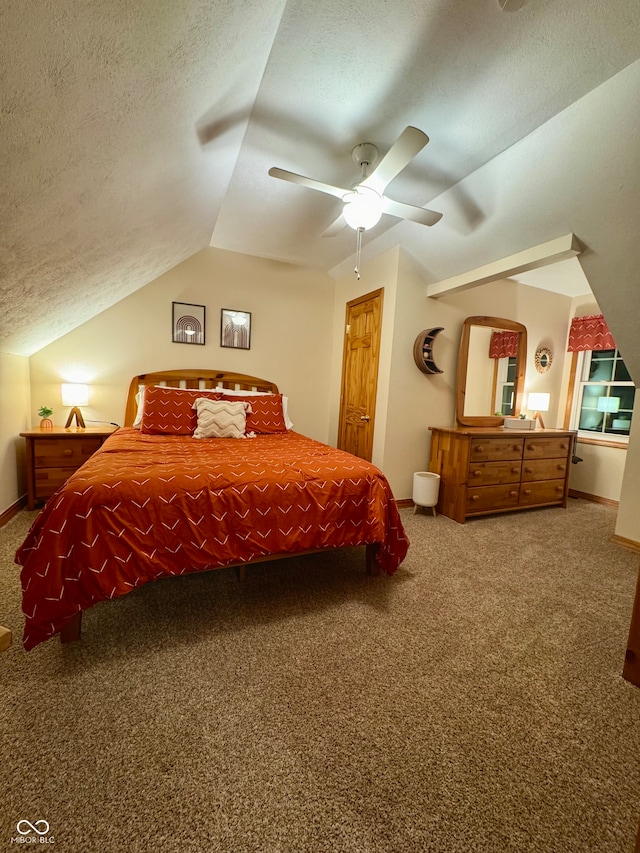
534, 346, 553, 373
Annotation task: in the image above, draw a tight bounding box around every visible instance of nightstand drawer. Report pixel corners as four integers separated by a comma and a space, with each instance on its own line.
33, 437, 103, 469
21, 427, 116, 510
34, 467, 78, 498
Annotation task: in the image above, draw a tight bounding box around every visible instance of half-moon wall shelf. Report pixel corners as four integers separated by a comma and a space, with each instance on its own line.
413, 327, 444, 375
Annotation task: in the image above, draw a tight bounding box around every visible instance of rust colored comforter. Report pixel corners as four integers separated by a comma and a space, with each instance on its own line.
16, 428, 409, 649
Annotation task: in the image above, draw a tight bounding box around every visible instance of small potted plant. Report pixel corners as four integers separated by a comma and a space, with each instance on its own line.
38, 406, 54, 430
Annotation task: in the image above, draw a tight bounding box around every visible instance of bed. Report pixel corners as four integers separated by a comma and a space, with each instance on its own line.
16, 369, 409, 650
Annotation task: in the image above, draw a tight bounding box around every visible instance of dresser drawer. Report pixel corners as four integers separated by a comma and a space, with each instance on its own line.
521, 458, 568, 482
523, 437, 572, 459
469, 437, 523, 462
467, 484, 520, 513
33, 438, 103, 469
519, 479, 566, 505
468, 460, 521, 486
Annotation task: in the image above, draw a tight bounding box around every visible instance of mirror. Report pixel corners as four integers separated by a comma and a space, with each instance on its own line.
456, 316, 527, 427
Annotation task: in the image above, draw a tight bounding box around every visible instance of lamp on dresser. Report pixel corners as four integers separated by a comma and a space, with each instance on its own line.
527, 392, 550, 429
61, 383, 89, 428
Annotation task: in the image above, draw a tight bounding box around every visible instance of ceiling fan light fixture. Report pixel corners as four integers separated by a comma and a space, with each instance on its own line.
342, 187, 383, 231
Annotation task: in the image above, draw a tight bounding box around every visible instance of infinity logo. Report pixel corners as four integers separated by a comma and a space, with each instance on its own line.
17, 820, 50, 836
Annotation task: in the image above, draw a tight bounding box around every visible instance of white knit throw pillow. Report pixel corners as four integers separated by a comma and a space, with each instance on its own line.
192, 398, 250, 439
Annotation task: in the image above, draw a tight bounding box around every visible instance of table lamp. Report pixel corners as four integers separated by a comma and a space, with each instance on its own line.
61, 383, 88, 428
596, 396, 620, 414
527, 392, 550, 429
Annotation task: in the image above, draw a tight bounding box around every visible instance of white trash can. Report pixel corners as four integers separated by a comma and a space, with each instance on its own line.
413, 471, 440, 516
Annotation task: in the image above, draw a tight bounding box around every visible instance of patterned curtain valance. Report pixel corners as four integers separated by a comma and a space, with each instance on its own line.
489, 330, 519, 359
567, 314, 616, 352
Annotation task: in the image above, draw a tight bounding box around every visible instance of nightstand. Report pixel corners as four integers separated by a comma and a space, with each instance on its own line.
20, 427, 117, 510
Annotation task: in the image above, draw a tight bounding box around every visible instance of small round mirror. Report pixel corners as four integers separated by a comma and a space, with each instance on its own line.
535, 346, 553, 373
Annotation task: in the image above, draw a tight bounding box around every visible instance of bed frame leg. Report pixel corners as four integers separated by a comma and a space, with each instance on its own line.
60, 612, 82, 644
366, 543, 380, 577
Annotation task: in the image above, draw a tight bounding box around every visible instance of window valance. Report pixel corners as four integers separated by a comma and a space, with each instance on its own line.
567, 314, 616, 352
489, 330, 519, 359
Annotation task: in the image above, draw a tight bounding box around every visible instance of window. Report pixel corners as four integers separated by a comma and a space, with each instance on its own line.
570, 348, 635, 441
496, 356, 517, 415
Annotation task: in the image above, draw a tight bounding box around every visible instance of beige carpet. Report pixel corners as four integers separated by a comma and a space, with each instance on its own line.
1, 500, 639, 852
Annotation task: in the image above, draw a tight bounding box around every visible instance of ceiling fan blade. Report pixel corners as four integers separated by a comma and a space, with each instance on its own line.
382, 197, 443, 226
268, 167, 348, 201
360, 126, 429, 194
321, 212, 346, 237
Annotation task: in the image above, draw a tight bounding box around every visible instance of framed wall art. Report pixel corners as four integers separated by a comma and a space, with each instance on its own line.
220, 309, 251, 350
172, 302, 206, 345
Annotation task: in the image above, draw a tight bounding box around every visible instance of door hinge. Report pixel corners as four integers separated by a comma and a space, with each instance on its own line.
345, 324, 350, 335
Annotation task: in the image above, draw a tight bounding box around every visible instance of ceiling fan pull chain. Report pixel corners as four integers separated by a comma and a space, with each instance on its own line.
354, 226, 363, 279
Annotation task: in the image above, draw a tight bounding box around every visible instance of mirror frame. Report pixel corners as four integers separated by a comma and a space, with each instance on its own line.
456, 315, 527, 427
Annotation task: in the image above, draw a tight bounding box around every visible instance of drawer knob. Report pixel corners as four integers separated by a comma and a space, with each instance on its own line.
556, 485, 564, 492
525, 467, 533, 474
63, 448, 73, 456
471, 494, 480, 502
523, 489, 532, 496
527, 444, 536, 451
475, 445, 484, 453
511, 467, 519, 474
509, 490, 518, 497
472, 470, 481, 477
557, 464, 565, 471
513, 445, 520, 452
560, 443, 567, 450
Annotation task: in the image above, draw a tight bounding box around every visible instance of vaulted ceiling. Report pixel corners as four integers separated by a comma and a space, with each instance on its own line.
2, 0, 640, 357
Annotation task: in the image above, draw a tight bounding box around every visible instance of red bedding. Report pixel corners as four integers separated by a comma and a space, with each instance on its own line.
16, 428, 409, 649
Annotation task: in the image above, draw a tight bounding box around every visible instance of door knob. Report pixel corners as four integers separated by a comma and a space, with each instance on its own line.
360, 415, 370, 421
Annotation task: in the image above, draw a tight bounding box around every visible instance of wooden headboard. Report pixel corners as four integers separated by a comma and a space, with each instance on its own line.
124, 369, 280, 426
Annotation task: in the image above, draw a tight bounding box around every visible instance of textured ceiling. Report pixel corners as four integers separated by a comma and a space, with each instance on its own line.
1, 0, 639, 355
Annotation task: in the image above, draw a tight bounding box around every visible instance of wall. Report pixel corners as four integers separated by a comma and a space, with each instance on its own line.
7, 241, 633, 522
561, 295, 630, 506
328, 246, 401, 462
327, 245, 461, 498
380, 250, 461, 497
615, 413, 640, 544
569, 443, 627, 503
329, 248, 579, 500
28, 247, 336, 444
0, 353, 30, 514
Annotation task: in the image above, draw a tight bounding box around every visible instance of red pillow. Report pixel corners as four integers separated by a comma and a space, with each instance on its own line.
140, 386, 222, 435
221, 393, 287, 434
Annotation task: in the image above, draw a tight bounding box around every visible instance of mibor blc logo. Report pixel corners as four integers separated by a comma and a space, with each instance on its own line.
11, 820, 55, 844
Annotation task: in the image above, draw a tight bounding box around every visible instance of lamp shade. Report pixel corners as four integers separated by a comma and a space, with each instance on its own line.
61, 383, 89, 407
342, 187, 383, 230
597, 396, 620, 413
527, 392, 550, 412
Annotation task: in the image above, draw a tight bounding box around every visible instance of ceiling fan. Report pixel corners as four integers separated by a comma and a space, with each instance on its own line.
268, 125, 443, 237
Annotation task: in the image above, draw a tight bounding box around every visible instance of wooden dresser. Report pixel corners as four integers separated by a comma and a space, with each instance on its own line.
21, 426, 117, 510
428, 426, 576, 524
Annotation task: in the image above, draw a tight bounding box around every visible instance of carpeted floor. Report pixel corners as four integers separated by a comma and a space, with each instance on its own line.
1, 500, 639, 852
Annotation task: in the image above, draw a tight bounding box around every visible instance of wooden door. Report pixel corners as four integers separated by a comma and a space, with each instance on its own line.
337, 289, 383, 461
